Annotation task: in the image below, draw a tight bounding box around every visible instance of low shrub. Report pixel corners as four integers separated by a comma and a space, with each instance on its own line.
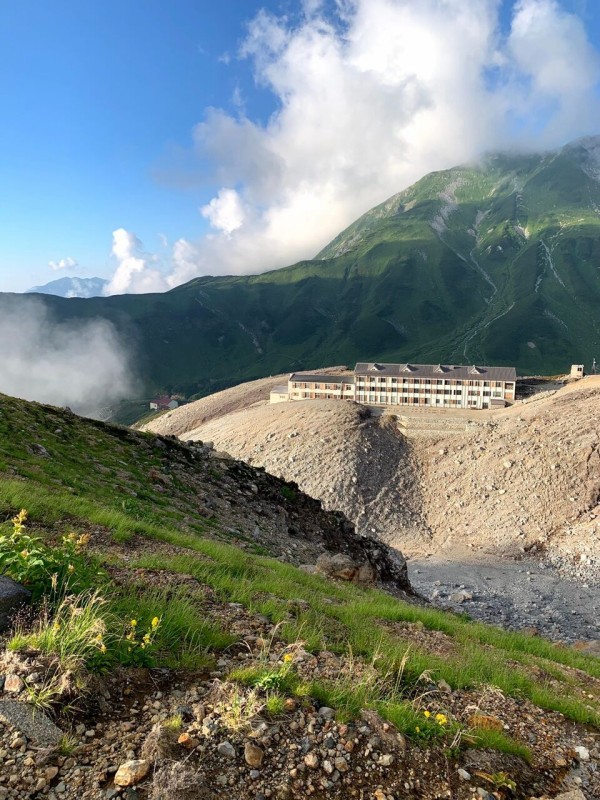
0, 509, 101, 598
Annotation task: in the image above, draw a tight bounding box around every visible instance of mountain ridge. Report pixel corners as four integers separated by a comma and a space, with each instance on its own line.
4, 136, 600, 413
26, 276, 108, 298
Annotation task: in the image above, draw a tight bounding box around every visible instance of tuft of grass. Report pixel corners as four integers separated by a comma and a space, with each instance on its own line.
57, 733, 79, 756
264, 693, 287, 716
462, 727, 532, 762
163, 714, 183, 732
9, 590, 109, 670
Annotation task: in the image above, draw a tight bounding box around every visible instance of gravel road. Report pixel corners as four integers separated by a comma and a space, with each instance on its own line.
408, 554, 600, 644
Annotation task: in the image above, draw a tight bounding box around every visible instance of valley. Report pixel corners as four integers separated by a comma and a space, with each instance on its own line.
144, 374, 600, 644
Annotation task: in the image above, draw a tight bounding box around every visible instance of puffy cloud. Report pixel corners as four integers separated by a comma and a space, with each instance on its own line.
109, 0, 600, 290
49, 257, 77, 271
201, 188, 246, 235
508, 0, 600, 140
104, 228, 168, 295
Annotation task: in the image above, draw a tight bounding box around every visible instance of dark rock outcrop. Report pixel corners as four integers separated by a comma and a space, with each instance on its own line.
0, 577, 31, 631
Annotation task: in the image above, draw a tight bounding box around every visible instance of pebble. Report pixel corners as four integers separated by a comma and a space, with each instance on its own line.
244, 742, 264, 767
218, 740, 237, 759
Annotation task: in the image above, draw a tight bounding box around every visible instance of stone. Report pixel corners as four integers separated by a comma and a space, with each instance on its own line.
217, 740, 236, 759
360, 710, 406, 752
244, 742, 264, 767
0, 700, 63, 746
304, 753, 319, 769
573, 745, 590, 761
449, 590, 473, 604
553, 791, 587, 800
457, 768, 471, 781
467, 714, 504, 732
334, 757, 349, 773
378, 754, 394, 766
3, 674, 24, 693
178, 732, 199, 750
29, 443, 50, 457
572, 639, 600, 656
316, 553, 359, 582
318, 707, 335, 720
114, 759, 151, 787
0, 577, 31, 631
45, 767, 60, 782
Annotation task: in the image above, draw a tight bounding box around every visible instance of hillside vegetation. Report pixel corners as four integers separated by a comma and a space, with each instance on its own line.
7, 137, 600, 415
0, 393, 599, 798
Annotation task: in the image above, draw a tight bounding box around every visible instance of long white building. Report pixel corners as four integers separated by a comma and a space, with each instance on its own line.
272, 362, 517, 409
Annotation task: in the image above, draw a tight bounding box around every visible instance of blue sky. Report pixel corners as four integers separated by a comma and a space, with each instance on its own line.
1, 0, 600, 293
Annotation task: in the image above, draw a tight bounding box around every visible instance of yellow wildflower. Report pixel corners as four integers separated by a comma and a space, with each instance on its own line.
67, 564, 75, 573
423, 710, 431, 718
283, 653, 294, 663
435, 713, 448, 725
76, 533, 91, 549
151, 617, 160, 628
415, 726, 420, 733
130, 619, 137, 627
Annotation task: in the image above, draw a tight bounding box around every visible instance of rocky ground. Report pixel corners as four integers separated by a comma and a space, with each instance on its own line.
1, 391, 600, 799
1, 581, 599, 800
408, 555, 600, 646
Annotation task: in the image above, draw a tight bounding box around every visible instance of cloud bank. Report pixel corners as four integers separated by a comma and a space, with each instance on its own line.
0, 298, 136, 417
105, 0, 600, 294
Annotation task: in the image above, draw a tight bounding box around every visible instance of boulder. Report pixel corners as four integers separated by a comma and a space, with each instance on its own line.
316, 553, 359, 581
0, 577, 31, 631
114, 760, 150, 787
0, 701, 63, 746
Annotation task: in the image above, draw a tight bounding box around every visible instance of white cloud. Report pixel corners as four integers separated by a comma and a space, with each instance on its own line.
104, 228, 168, 295
508, 0, 600, 140
49, 256, 77, 271
108, 0, 600, 291
0, 297, 136, 417
201, 188, 246, 235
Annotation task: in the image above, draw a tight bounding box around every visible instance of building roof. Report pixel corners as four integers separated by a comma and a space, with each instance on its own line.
152, 395, 174, 407
270, 385, 289, 393
353, 363, 517, 382
289, 372, 355, 385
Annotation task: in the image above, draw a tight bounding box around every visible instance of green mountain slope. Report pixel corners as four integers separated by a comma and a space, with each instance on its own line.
9, 137, 600, 405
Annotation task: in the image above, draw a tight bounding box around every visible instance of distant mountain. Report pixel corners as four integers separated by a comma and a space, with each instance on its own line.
7, 136, 600, 410
27, 276, 108, 298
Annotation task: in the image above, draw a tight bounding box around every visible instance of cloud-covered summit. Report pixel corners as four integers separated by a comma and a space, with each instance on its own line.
105, 0, 600, 295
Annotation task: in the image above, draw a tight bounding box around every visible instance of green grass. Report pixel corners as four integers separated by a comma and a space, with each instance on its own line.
1, 390, 599, 761
133, 544, 600, 728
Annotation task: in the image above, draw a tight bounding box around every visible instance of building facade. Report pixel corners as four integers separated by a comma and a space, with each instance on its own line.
276, 362, 516, 410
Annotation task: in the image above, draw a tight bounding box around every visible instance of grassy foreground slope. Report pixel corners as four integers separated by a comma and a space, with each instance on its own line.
0, 393, 599, 797
7, 137, 600, 416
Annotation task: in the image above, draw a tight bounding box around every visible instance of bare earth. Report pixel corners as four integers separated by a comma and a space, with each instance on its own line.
143, 375, 600, 641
